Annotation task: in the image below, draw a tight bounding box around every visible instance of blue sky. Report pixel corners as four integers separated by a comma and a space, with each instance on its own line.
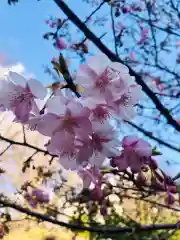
0, 0, 97, 82
0, 0, 179, 180
0, 0, 60, 83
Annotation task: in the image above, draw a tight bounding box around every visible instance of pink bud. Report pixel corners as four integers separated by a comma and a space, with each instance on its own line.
100, 205, 107, 216
122, 7, 130, 14
168, 185, 177, 194
55, 37, 67, 50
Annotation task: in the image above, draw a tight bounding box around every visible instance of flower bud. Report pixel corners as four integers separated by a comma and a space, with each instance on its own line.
168, 184, 177, 194
122, 7, 129, 14
100, 205, 107, 216
115, 8, 120, 17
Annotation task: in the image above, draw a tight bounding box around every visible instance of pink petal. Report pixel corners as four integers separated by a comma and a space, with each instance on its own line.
14, 99, 32, 122
135, 139, 152, 157
37, 113, 60, 136
48, 131, 75, 156
86, 54, 110, 75
122, 135, 139, 148
58, 156, 77, 170
46, 96, 66, 116
28, 78, 47, 99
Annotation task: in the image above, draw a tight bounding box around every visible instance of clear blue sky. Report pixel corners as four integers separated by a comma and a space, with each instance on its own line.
0, 0, 179, 180
0, 0, 61, 83
0, 0, 96, 83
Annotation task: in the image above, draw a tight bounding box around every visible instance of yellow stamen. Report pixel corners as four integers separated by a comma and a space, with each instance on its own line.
76, 84, 84, 93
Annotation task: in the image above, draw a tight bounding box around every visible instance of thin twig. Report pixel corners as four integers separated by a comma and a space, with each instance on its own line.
110, 6, 118, 56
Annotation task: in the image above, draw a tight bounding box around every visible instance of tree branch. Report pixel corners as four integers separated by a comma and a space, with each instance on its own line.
53, 0, 180, 132
0, 198, 179, 233
0, 134, 56, 157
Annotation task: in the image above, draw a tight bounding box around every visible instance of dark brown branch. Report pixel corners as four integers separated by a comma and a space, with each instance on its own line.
0, 198, 179, 233
0, 134, 56, 157
53, 0, 180, 132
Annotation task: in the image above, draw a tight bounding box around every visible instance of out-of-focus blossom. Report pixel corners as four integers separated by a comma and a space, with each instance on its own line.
0, 71, 46, 122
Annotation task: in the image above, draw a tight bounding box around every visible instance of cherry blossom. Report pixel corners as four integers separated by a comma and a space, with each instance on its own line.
0, 71, 47, 122
75, 54, 129, 100
111, 136, 152, 172
0, 55, 162, 192
38, 94, 92, 139
112, 83, 142, 119
91, 121, 120, 157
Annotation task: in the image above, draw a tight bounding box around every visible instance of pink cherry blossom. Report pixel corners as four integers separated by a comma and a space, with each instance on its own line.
38, 94, 92, 139
122, 135, 152, 158
75, 54, 129, 100
81, 96, 111, 122
112, 84, 142, 120
55, 37, 67, 50
112, 136, 152, 172
0, 71, 47, 122
91, 121, 120, 157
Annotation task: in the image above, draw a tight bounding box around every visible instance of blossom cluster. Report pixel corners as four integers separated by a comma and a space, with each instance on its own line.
0, 54, 176, 205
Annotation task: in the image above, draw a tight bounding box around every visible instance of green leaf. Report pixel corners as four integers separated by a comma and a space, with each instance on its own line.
152, 147, 162, 156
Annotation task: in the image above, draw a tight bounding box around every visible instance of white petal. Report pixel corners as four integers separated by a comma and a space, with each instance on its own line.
9, 71, 27, 88
86, 54, 110, 75
109, 62, 129, 73
28, 78, 47, 99
46, 96, 66, 116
